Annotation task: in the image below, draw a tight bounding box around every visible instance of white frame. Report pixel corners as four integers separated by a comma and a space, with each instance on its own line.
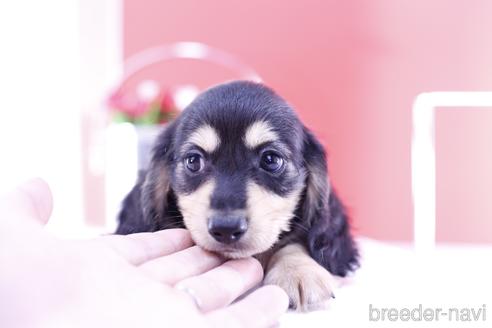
78, 0, 123, 233
411, 92, 492, 252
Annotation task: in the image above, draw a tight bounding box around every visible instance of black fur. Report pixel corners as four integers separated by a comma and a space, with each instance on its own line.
116, 80, 359, 276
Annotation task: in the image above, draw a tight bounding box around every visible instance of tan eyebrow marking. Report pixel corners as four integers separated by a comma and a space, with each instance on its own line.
244, 121, 279, 149
186, 124, 221, 153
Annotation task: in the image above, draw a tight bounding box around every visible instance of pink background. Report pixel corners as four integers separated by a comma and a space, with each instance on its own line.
124, 0, 492, 242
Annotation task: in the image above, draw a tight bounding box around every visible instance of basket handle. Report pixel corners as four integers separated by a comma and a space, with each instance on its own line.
117, 42, 262, 90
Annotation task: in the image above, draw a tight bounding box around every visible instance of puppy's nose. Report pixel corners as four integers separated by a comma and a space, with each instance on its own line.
207, 216, 248, 244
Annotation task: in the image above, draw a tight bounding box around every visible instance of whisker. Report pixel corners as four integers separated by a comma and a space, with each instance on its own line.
164, 215, 184, 220
160, 222, 185, 230
288, 216, 310, 233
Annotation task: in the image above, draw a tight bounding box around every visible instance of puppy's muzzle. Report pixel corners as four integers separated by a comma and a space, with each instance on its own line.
207, 215, 248, 244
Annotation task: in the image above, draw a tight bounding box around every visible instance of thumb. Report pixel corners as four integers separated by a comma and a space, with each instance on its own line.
0, 178, 53, 225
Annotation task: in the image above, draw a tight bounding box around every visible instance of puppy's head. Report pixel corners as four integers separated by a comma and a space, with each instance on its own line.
142, 81, 329, 258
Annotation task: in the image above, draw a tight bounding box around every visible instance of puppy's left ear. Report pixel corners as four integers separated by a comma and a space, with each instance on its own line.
301, 128, 359, 276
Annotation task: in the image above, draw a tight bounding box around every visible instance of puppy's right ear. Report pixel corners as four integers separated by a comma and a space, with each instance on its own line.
140, 121, 178, 228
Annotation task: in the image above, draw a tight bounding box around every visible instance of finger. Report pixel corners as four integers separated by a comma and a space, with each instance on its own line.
0, 178, 53, 225
140, 245, 225, 285
206, 285, 289, 328
98, 229, 194, 265
174, 257, 263, 313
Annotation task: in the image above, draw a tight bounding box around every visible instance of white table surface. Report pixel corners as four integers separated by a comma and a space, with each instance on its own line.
280, 238, 492, 327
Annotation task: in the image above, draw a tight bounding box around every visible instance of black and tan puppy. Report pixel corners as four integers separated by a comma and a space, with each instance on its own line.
116, 81, 358, 311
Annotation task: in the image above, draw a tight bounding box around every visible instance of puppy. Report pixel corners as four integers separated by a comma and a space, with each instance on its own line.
116, 81, 359, 311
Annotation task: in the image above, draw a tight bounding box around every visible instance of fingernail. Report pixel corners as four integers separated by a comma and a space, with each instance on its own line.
175, 284, 203, 310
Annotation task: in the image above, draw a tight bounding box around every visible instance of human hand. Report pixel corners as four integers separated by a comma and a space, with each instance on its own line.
0, 179, 288, 328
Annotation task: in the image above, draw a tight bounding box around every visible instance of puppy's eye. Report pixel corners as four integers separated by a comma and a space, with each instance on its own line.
260, 152, 284, 173
185, 153, 204, 173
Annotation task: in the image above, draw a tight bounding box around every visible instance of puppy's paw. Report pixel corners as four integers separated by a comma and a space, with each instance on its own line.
264, 259, 336, 312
